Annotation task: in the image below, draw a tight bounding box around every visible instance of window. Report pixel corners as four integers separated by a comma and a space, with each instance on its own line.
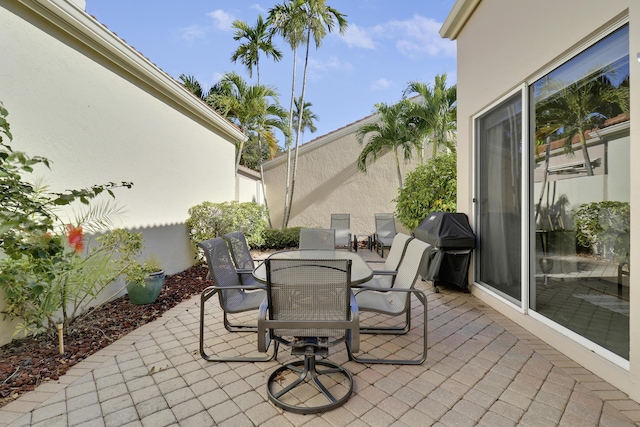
531, 25, 630, 359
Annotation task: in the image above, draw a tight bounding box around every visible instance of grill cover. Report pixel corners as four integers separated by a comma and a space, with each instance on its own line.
414, 212, 475, 291
413, 212, 475, 250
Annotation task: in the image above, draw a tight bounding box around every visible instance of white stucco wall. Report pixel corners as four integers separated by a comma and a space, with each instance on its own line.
263, 116, 418, 237
0, 0, 245, 345
445, 0, 639, 402
237, 166, 263, 204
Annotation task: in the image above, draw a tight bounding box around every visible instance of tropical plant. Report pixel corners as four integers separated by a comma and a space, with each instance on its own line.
268, 0, 307, 227
206, 72, 288, 174
573, 201, 629, 260
535, 67, 629, 176
269, 0, 348, 227
179, 74, 209, 100
394, 151, 457, 230
0, 102, 134, 336
404, 74, 457, 158
231, 15, 282, 86
186, 201, 268, 259
356, 99, 422, 188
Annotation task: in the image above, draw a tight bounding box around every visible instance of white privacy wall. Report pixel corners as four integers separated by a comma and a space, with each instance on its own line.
0, 0, 245, 345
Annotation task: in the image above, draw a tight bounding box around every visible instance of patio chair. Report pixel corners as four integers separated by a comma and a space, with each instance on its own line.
299, 228, 336, 250
258, 258, 359, 414
348, 238, 429, 365
372, 213, 397, 257
357, 233, 413, 289
330, 213, 352, 250
223, 231, 261, 287
198, 237, 276, 362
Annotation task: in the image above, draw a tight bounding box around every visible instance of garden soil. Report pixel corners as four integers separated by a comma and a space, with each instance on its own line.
0, 264, 212, 408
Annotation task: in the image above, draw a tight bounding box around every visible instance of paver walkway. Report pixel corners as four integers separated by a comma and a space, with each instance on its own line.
1, 250, 639, 426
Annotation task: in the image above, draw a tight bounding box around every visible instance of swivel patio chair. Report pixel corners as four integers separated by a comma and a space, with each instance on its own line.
299, 228, 336, 250
348, 238, 429, 365
198, 237, 276, 362
223, 231, 261, 287
258, 258, 359, 414
372, 213, 397, 257
330, 213, 353, 250
357, 233, 413, 289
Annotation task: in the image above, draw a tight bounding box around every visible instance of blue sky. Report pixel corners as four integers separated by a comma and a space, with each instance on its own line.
86, 0, 457, 144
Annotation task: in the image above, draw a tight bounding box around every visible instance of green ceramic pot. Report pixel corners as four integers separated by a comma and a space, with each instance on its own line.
126, 271, 165, 305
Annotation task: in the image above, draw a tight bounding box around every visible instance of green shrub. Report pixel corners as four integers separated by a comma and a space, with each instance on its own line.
186, 201, 267, 256
394, 152, 457, 230
257, 227, 301, 250
573, 201, 629, 260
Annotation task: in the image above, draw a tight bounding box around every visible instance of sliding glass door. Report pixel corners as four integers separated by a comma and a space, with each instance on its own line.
475, 91, 523, 304
530, 24, 630, 360
473, 24, 630, 361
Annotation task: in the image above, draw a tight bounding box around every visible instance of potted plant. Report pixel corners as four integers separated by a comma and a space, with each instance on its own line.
124, 256, 165, 305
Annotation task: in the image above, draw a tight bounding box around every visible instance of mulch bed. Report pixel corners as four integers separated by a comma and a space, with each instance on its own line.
0, 264, 211, 409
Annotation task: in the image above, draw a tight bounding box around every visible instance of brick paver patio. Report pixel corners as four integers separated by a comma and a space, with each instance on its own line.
1, 250, 639, 427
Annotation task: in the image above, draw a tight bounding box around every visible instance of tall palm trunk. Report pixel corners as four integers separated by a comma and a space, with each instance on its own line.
394, 150, 403, 188
282, 45, 298, 229
283, 27, 311, 227
577, 127, 594, 176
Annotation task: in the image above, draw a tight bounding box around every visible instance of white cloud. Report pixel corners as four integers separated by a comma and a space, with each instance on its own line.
342, 24, 375, 49
251, 4, 267, 14
389, 15, 456, 59
343, 15, 456, 59
370, 78, 394, 91
307, 56, 353, 74
179, 24, 208, 42
208, 9, 235, 31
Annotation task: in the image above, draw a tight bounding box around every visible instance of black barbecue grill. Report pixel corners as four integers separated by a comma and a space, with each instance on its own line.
413, 212, 476, 292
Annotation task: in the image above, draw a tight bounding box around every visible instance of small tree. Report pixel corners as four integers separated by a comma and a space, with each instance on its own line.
394, 151, 457, 230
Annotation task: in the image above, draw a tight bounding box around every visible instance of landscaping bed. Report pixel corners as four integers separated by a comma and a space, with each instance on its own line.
0, 264, 211, 408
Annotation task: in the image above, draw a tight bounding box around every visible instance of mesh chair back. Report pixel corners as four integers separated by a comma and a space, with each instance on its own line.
375, 213, 397, 242
330, 214, 351, 248
198, 238, 253, 313
265, 258, 352, 338
223, 232, 254, 270
299, 228, 336, 250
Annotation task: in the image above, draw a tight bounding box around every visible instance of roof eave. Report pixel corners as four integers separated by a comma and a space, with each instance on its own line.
440, 0, 482, 41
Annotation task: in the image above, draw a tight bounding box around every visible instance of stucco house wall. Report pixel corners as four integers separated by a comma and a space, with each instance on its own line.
442, 0, 639, 401
0, 0, 246, 345
263, 116, 418, 237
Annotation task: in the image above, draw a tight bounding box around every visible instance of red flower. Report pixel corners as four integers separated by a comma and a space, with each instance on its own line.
66, 224, 84, 254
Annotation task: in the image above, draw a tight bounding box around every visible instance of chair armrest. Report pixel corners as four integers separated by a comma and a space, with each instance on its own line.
349, 291, 360, 353
200, 284, 266, 303
257, 298, 270, 352
366, 260, 385, 265
372, 270, 397, 276
236, 268, 254, 274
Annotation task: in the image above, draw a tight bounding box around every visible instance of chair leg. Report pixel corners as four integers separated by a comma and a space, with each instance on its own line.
200, 287, 278, 362
266, 354, 353, 414
348, 290, 427, 365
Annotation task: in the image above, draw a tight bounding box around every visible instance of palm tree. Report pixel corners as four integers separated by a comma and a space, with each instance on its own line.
268, 0, 307, 228
288, 96, 318, 209
535, 68, 629, 176
275, 0, 347, 227
179, 74, 209, 100
356, 100, 421, 188
206, 72, 289, 175
404, 74, 457, 158
231, 15, 282, 86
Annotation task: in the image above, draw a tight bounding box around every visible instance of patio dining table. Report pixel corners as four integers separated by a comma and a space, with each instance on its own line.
252, 249, 373, 286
